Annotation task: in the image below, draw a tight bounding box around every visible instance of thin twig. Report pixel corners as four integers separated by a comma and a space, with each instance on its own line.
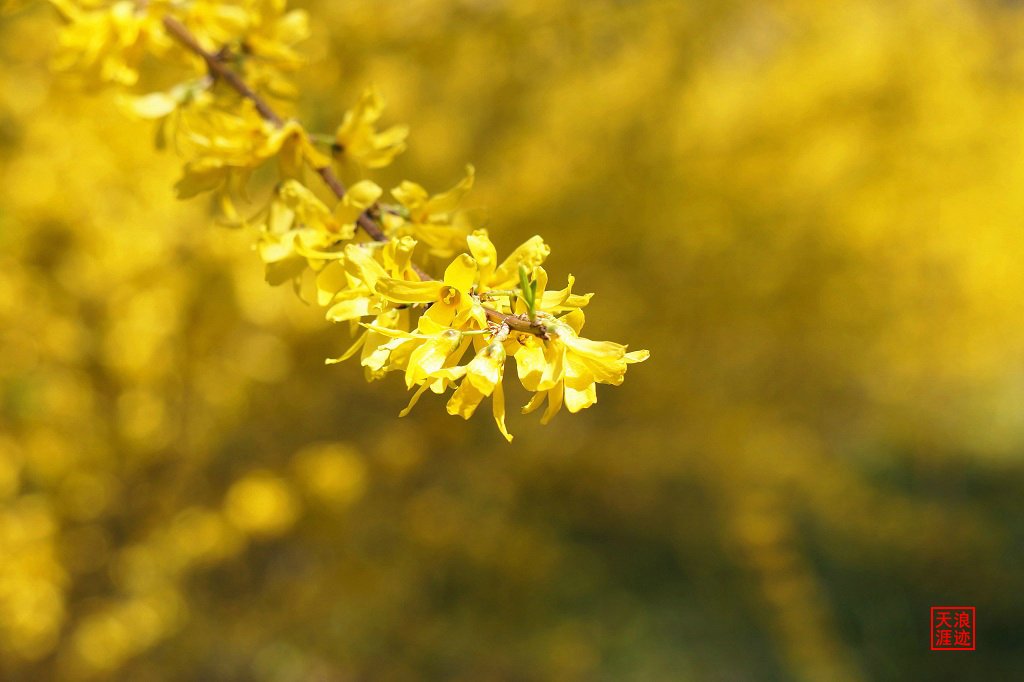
163, 17, 282, 125
162, 16, 546, 337
485, 308, 551, 339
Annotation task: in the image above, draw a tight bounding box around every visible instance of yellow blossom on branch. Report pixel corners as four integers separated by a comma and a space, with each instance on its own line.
382, 166, 476, 258
333, 87, 409, 169
41, 0, 649, 441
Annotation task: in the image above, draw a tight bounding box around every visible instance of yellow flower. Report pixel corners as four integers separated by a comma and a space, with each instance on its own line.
327, 308, 407, 378
117, 83, 192, 121
333, 87, 409, 169
382, 166, 475, 258
347, 315, 468, 385
171, 99, 292, 183
482, 233, 551, 290
176, 1, 251, 50
50, 0, 162, 86
445, 342, 513, 442
517, 310, 649, 424
466, 230, 580, 303
314, 237, 422, 340
165, 94, 331, 222
330, 309, 412, 379
179, 0, 305, 61
464, 232, 591, 326
504, 265, 593, 317
379, 236, 422, 283
374, 252, 487, 329
243, 0, 309, 70
404, 318, 470, 388
254, 179, 380, 286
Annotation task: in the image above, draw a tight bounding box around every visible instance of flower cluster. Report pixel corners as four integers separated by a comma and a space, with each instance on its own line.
47, 0, 648, 440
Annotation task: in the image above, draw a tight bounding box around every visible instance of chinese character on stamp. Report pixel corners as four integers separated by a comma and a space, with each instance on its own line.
931, 607, 974, 651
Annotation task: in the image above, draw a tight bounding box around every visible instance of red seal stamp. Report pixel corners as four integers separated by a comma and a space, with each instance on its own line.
931, 607, 974, 650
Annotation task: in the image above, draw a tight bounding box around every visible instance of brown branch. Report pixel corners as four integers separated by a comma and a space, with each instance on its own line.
485, 308, 551, 340
161, 15, 546, 338
163, 17, 282, 126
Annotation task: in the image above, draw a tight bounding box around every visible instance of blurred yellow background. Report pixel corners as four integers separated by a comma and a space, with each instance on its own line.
2, 0, 1024, 679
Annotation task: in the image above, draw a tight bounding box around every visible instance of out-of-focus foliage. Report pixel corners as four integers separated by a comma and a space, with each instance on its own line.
2, 0, 1024, 680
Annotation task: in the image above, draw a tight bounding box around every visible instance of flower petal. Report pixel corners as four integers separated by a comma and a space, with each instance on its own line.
540, 382, 564, 425
400, 382, 433, 417
521, 390, 547, 414
467, 230, 498, 283
625, 349, 650, 364
490, 236, 550, 288
515, 342, 547, 392
375, 277, 445, 304
424, 164, 474, 214
443, 253, 478, 292
326, 295, 371, 322
564, 382, 597, 414
446, 379, 486, 419
492, 379, 513, 442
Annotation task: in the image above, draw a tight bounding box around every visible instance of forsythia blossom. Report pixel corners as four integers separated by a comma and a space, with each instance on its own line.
382, 166, 477, 259
333, 87, 409, 169
45, 0, 649, 440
